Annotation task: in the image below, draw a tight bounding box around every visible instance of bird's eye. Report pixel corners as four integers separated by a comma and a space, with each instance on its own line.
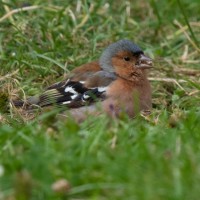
123, 57, 130, 61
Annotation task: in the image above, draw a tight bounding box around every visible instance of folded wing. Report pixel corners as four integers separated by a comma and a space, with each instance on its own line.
17, 71, 116, 109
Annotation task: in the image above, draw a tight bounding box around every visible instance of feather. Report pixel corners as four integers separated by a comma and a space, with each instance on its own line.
14, 71, 117, 109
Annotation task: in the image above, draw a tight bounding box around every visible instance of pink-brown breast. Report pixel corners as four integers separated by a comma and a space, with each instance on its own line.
103, 77, 152, 118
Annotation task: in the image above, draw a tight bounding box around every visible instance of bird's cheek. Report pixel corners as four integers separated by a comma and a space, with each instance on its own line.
132, 65, 140, 72
131, 64, 137, 69
129, 65, 136, 73
115, 67, 129, 77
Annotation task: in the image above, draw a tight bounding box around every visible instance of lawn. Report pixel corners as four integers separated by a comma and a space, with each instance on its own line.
0, 0, 200, 199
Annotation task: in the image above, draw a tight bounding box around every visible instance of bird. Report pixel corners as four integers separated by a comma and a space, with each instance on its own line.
13, 39, 153, 122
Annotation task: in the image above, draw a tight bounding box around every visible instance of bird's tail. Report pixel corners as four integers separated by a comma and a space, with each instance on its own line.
12, 99, 25, 107
12, 96, 40, 108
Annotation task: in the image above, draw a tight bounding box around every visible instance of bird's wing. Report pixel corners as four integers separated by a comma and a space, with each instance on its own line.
38, 71, 116, 108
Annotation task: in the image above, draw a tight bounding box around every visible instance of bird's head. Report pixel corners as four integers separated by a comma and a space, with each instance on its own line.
99, 40, 152, 82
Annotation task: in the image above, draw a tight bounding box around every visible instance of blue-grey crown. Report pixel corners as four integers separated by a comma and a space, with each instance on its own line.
99, 40, 143, 72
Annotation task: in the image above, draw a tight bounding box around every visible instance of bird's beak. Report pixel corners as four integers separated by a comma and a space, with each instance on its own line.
136, 54, 153, 69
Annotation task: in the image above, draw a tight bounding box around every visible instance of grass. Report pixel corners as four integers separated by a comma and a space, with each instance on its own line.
0, 0, 200, 199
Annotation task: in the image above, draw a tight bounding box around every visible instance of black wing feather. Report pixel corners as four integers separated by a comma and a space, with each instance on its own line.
17, 71, 116, 109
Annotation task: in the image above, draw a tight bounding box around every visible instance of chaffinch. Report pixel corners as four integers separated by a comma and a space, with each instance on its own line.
13, 40, 153, 121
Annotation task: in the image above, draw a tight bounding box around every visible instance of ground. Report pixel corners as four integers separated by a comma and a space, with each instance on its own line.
0, 0, 200, 199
